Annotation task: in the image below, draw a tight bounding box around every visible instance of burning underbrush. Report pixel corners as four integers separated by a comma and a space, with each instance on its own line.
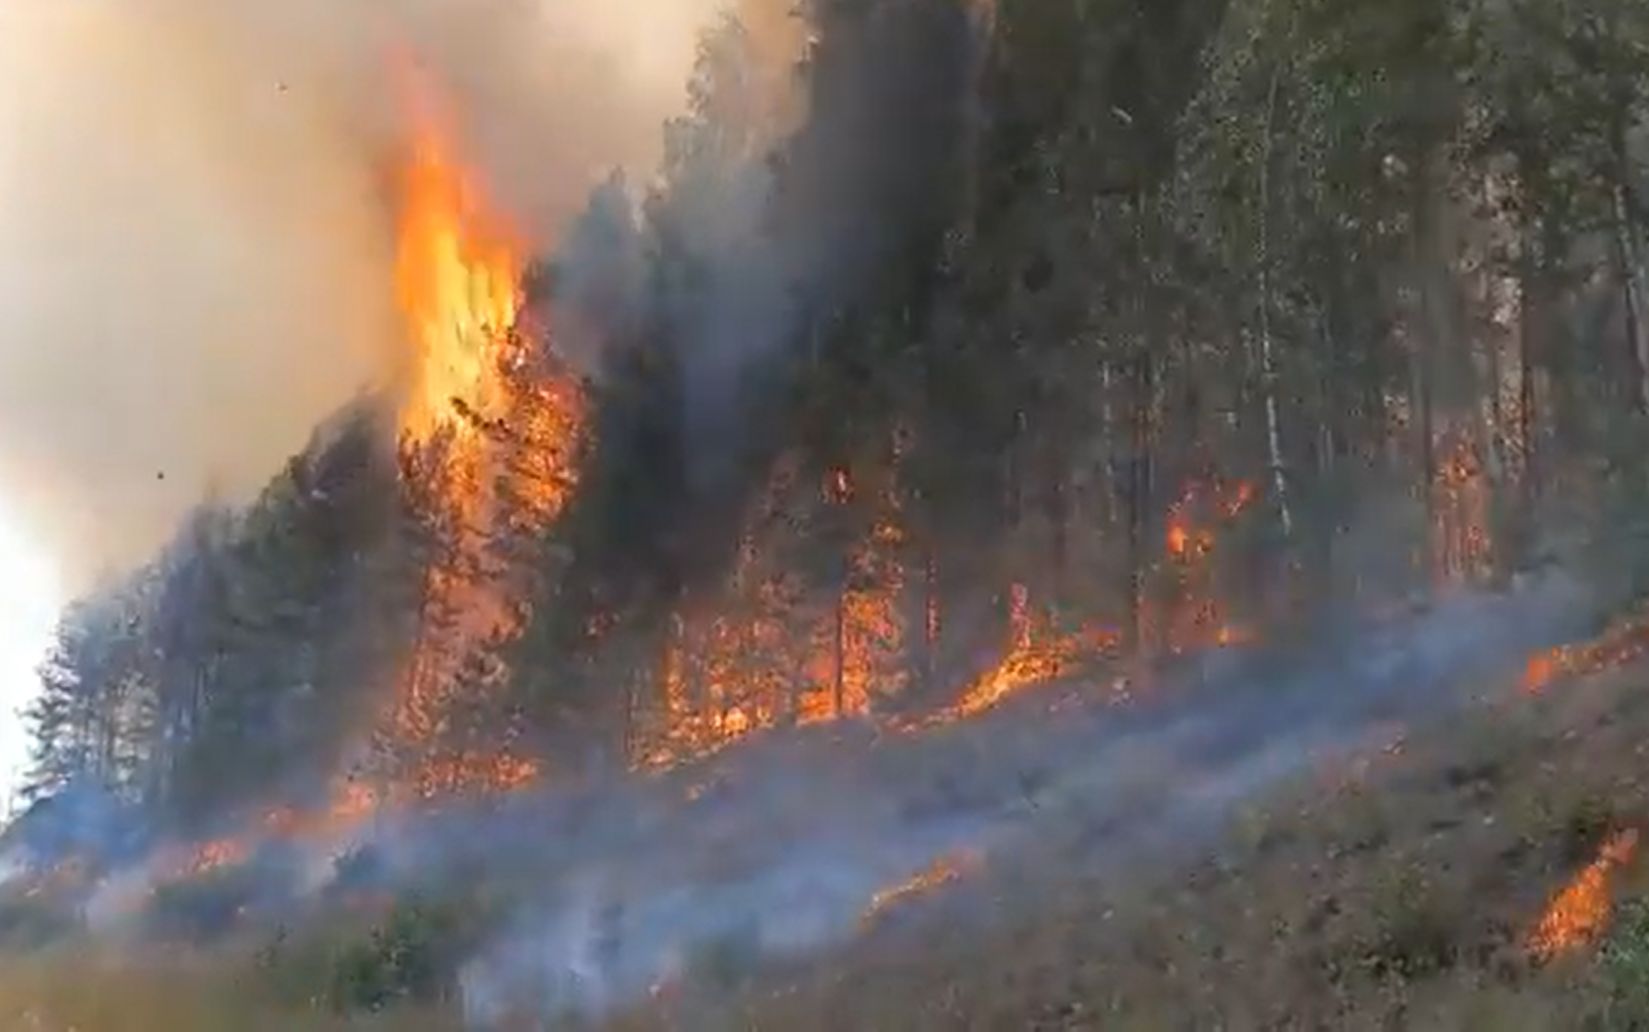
0, 574, 1589, 1023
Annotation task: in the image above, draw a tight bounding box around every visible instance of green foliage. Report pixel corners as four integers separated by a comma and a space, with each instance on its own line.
253, 896, 484, 1020
1600, 897, 1649, 1020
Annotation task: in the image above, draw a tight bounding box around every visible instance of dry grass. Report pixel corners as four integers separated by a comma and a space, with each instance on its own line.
618, 660, 1649, 1030
12, 660, 1649, 1029
0, 947, 461, 1031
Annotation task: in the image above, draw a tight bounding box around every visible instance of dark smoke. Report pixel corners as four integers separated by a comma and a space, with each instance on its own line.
548, 0, 980, 488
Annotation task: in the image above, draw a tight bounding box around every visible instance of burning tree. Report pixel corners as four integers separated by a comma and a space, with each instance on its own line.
21, 0, 1649, 924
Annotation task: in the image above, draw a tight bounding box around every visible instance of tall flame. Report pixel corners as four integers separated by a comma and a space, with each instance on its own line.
378, 70, 585, 801
394, 102, 522, 447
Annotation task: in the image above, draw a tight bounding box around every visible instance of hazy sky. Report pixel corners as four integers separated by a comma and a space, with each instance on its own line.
0, 0, 732, 799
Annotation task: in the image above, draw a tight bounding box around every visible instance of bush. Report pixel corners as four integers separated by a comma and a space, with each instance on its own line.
327, 901, 448, 1011
1599, 897, 1649, 1022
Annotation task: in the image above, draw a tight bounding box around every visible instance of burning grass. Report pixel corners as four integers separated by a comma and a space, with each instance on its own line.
1527, 828, 1640, 962
623, 625, 1649, 1030
860, 850, 983, 928
1523, 602, 1649, 694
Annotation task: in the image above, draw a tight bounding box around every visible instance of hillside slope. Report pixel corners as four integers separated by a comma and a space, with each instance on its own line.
637, 616, 1649, 1029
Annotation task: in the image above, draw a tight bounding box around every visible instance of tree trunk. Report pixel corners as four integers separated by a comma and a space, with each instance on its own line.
921, 549, 940, 692
1517, 215, 1542, 499
1409, 143, 1444, 584
1128, 345, 1155, 655
1257, 60, 1295, 540
1613, 180, 1649, 413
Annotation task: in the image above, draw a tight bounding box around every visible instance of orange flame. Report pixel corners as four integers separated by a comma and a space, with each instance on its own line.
1527, 828, 1639, 961
393, 80, 521, 447
862, 850, 982, 925
1523, 607, 1649, 696
640, 465, 910, 768
1157, 478, 1257, 653
413, 751, 541, 801
379, 68, 583, 802
911, 585, 1118, 729
169, 837, 251, 881
1432, 432, 1493, 585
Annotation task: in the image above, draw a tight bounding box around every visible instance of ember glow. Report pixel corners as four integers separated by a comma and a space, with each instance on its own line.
861, 849, 983, 926
1158, 477, 1259, 653
1522, 605, 1649, 695
172, 837, 251, 881
1527, 828, 1640, 961
1432, 431, 1493, 585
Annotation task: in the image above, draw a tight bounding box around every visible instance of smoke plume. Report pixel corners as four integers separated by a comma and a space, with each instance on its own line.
0, 0, 730, 588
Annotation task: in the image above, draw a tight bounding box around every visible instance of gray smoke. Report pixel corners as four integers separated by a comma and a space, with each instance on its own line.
569, 0, 983, 485
446, 574, 1585, 1022
0, 0, 730, 589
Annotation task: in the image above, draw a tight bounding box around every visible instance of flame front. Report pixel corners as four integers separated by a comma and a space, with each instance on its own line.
861, 850, 982, 926
1523, 604, 1649, 695
918, 584, 1118, 728
1527, 828, 1639, 961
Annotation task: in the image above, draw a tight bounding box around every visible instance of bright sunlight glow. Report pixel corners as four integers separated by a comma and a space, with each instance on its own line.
0, 503, 59, 814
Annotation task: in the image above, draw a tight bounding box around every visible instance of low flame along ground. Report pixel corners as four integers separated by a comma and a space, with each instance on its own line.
1523, 603, 1649, 695
1527, 828, 1641, 962
860, 849, 984, 926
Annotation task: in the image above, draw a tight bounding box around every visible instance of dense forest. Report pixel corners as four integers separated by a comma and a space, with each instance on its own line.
21, 0, 1649, 844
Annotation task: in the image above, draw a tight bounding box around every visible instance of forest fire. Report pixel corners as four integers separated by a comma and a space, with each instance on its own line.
1159, 477, 1259, 652
1432, 432, 1493, 585
861, 850, 983, 926
412, 751, 541, 801
175, 837, 250, 880
637, 466, 911, 768
913, 584, 1119, 728
381, 76, 586, 800
1522, 605, 1649, 694
395, 113, 523, 449
1527, 828, 1640, 962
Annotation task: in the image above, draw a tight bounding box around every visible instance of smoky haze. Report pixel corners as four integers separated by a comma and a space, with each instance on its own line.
0, 0, 727, 590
